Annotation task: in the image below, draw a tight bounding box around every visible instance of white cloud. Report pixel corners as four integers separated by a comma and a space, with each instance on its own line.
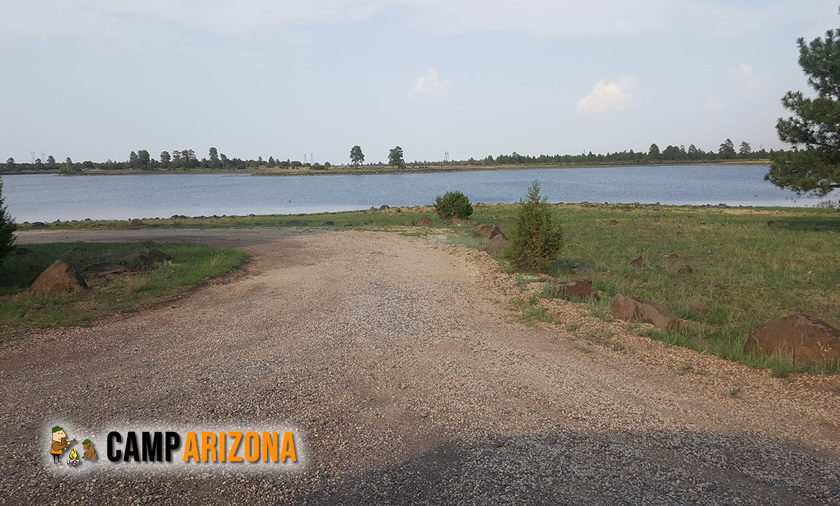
734, 63, 759, 92
413, 69, 450, 98
576, 77, 637, 115
705, 97, 723, 111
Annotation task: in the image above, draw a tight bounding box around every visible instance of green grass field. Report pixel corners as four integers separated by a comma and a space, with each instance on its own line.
466, 203, 840, 376
0, 242, 248, 337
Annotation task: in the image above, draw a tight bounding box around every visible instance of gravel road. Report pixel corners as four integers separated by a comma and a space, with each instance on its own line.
2, 228, 839, 505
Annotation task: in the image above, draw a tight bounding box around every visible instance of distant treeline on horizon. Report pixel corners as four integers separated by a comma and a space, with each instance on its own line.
3, 139, 773, 174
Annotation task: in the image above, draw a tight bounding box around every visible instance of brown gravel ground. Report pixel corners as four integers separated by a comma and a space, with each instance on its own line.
1, 228, 839, 505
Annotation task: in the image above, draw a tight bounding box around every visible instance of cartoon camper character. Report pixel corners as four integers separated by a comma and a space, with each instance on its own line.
50, 426, 76, 464
83, 439, 97, 460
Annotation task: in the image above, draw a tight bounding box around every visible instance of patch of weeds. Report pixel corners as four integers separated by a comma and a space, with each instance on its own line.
446, 234, 488, 250
566, 323, 580, 333
573, 345, 594, 353
509, 297, 559, 325
729, 387, 743, 397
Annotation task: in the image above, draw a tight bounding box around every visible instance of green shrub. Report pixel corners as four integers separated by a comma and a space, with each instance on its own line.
434, 191, 473, 220
0, 178, 15, 265
505, 181, 563, 272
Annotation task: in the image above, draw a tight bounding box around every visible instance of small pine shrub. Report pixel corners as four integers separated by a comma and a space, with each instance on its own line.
505, 180, 563, 272
434, 191, 473, 220
0, 178, 15, 265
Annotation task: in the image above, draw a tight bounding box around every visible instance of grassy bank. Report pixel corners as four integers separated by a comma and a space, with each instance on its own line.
0, 242, 248, 338
12, 203, 840, 375
463, 204, 840, 376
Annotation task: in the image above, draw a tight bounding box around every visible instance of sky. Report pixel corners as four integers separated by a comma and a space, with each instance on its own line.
0, 1, 835, 165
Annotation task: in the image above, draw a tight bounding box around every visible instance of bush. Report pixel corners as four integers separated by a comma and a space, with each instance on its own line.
434, 191, 473, 220
505, 181, 563, 272
0, 178, 16, 265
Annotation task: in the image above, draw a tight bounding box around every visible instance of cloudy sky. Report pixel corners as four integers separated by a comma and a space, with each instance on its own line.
0, 1, 834, 165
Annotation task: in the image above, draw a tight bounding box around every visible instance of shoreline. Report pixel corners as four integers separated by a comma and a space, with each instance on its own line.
0, 160, 771, 178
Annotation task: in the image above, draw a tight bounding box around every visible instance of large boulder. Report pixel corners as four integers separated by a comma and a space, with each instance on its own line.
550, 280, 593, 299
611, 294, 680, 330
484, 235, 510, 254
744, 314, 840, 367
473, 223, 506, 240
141, 249, 174, 268
30, 261, 87, 294
81, 263, 131, 281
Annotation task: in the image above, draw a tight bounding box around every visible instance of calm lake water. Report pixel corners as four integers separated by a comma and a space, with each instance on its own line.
2, 165, 835, 222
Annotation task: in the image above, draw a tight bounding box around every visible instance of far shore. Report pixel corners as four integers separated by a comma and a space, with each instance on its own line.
0, 160, 771, 178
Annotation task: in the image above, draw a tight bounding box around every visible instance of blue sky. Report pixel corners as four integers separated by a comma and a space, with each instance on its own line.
0, 1, 835, 165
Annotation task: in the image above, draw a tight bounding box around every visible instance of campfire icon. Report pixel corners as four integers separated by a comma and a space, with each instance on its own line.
67, 448, 80, 467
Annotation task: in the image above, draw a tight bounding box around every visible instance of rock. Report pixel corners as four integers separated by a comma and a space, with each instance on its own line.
408, 220, 415, 226
690, 302, 711, 314
663, 253, 679, 258
536, 273, 555, 282
744, 313, 840, 366
630, 256, 644, 267
30, 261, 87, 294
417, 216, 433, 226
550, 280, 593, 299
141, 249, 173, 268
484, 236, 510, 254
677, 265, 693, 274
13, 247, 34, 256
472, 223, 506, 240
611, 294, 680, 330
81, 263, 131, 280
451, 217, 470, 226
130, 219, 144, 227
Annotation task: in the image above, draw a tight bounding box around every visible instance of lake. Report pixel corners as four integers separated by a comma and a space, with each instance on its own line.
2, 165, 835, 222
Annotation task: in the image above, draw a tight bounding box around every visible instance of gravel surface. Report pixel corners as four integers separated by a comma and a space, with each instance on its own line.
2, 228, 839, 505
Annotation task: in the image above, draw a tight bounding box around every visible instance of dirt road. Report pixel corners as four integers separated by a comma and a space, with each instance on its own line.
2, 228, 839, 504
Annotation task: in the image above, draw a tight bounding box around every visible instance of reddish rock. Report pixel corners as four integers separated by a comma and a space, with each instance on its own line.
630, 256, 644, 267
30, 261, 87, 294
611, 294, 680, 330
417, 216, 433, 226
744, 314, 840, 366
550, 280, 593, 299
677, 265, 693, 274
484, 235, 510, 254
473, 223, 506, 240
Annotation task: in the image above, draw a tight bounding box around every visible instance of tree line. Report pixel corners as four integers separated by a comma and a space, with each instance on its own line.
2, 139, 772, 175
